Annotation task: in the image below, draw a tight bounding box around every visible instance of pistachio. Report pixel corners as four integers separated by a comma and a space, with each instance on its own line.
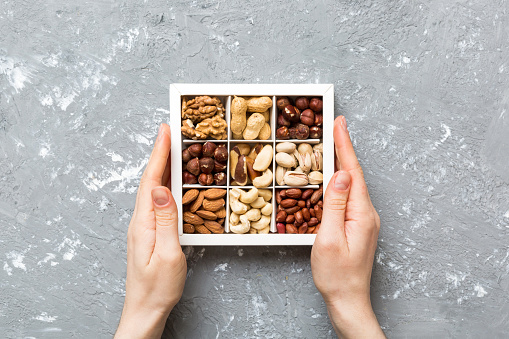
275, 152, 297, 168
311, 149, 323, 171
275, 142, 296, 153
308, 171, 323, 184
297, 143, 313, 155
275, 165, 287, 185
283, 171, 309, 186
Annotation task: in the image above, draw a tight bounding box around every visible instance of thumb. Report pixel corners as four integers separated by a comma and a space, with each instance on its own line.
151, 186, 181, 256
317, 170, 351, 243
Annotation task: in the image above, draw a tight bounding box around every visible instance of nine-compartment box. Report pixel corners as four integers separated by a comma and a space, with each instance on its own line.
170, 84, 334, 246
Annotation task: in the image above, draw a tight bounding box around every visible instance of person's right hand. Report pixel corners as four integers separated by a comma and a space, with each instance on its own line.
311, 116, 385, 339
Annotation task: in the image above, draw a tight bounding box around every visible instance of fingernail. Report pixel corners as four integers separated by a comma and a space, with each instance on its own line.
156, 124, 163, 142
340, 116, 348, 132
152, 187, 169, 207
334, 171, 350, 191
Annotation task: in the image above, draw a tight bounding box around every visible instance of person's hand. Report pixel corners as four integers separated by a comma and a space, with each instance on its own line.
311, 116, 384, 339
115, 124, 186, 339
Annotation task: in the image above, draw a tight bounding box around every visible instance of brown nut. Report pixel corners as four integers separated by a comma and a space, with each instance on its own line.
276, 190, 282, 204
182, 189, 200, 204
277, 222, 286, 234
277, 97, 291, 110
286, 223, 298, 234
234, 155, 248, 185
310, 187, 323, 205
276, 126, 289, 139
182, 148, 192, 163
214, 144, 228, 162
284, 206, 301, 214
186, 158, 201, 176
280, 190, 287, 198
195, 224, 211, 234
297, 200, 306, 208
183, 223, 195, 234
196, 210, 218, 220
276, 210, 287, 223
295, 97, 309, 111
283, 105, 301, 123
288, 127, 297, 139
309, 126, 322, 139
314, 113, 323, 126
301, 208, 311, 221
202, 141, 217, 157
285, 188, 302, 199
280, 199, 298, 208
301, 189, 314, 200
182, 171, 198, 184
213, 172, 226, 185
295, 210, 304, 224
183, 211, 204, 225
286, 214, 295, 224
310, 208, 316, 218
277, 114, 291, 127
204, 220, 224, 234
295, 124, 310, 140
214, 160, 227, 172
190, 191, 205, 212
309, 97, 323, 112
314, 205, 323, 221
199, 157, 215, 174
198, 173, 214, 186
202, 198, 225, 211
318, 200, 323, 208
308, 217, 319, 226
246, 157, 261, 181
306, 226, 315, 234
300, 109, 315, 126
204, 188, 226, 199
298, 223, 308, 234
306, 199, 311, 209
188, 143, 203, 158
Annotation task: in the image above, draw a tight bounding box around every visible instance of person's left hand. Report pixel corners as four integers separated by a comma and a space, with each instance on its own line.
115, 123, 186, 339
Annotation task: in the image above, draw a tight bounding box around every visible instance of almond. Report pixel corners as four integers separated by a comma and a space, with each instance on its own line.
190, 191, 205, 213
182, 189, 199, 205
215, 207, 226, 219
183, 223, 195, 233
195, 225, 211, 234
203, 188, 226, 199
196, 210, 218, 220
217, 218, 225, 225
204, 221, 224, 234
202, 198, 225, 212
183, 212, 204, 225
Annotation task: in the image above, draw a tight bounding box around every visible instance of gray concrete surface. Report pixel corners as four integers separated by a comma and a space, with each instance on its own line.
1, 0, 508, 338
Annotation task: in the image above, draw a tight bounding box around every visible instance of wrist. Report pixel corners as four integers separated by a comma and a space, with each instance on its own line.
326, 298, 384, 339
115, 303, 171, 339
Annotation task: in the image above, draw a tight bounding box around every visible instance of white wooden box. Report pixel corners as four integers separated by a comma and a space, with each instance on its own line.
170, 84, 334, 246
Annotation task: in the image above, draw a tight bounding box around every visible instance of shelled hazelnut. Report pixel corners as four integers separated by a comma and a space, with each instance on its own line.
182, 142, 228, 186
276, 96, 323, 140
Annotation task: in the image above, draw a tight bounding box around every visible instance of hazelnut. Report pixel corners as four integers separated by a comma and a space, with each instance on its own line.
288, 127, 297, 139
182, 148, 192, 163
199, 157, 214, 174
282, 105, 301, 123
188, 143, 202, 158
186, 158, 200, 176
182, 171, 197, 184
295, 124, 310, 139
213, 172, 227, 186
198, 173, 214, 186
277, 97, 291, 110
300, 109, 315, 126
214, 145, 228, 162
202, 142, 217, 157
276, 126, 289, 140
277, 113, 291, 127
309, 126, 322, 139
309, 98, 323, 112
295, 97, 309, 110
214, 160, 227, 172
314, 113, 323, 126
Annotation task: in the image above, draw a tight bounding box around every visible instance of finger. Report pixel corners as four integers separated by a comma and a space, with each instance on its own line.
162, 154, 171, 188
317, 170, 351, 247
134, 124, 171, 215
151, 186, 181, 257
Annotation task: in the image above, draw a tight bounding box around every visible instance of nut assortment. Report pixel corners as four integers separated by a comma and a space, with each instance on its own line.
275, 187, 323, 234
182, 142, 228, 185
275, 96, 323, 140
175, 91, 329, 237
182, 188, 227, 233
275, 142, 323, 186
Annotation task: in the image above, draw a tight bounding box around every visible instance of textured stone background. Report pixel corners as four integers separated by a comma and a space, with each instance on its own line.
1, 0, 509, 338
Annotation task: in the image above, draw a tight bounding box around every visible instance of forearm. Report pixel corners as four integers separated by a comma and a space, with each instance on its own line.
115, 305, 170, 339
327, 299, 385, 339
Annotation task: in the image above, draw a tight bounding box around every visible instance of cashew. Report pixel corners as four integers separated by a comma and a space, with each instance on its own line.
229, 212, 240, 225
261, 202, 273, 216
258, 226, 270, 234
258, 189, 272, 202
244, 208, 261, 221
253, 168, 273, 188
230, 216, 250, 234
250, 197, 266, 209
229, 189, 248, 214
253, 144, 273, 171
239, 187, 259, 204
251, 215, 271, 230
248, 227, 258, 234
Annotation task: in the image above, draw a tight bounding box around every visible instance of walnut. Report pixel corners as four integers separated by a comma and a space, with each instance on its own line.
181, 119, 207, 140
182, 96, 225, 124
195, 115, 227, 140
